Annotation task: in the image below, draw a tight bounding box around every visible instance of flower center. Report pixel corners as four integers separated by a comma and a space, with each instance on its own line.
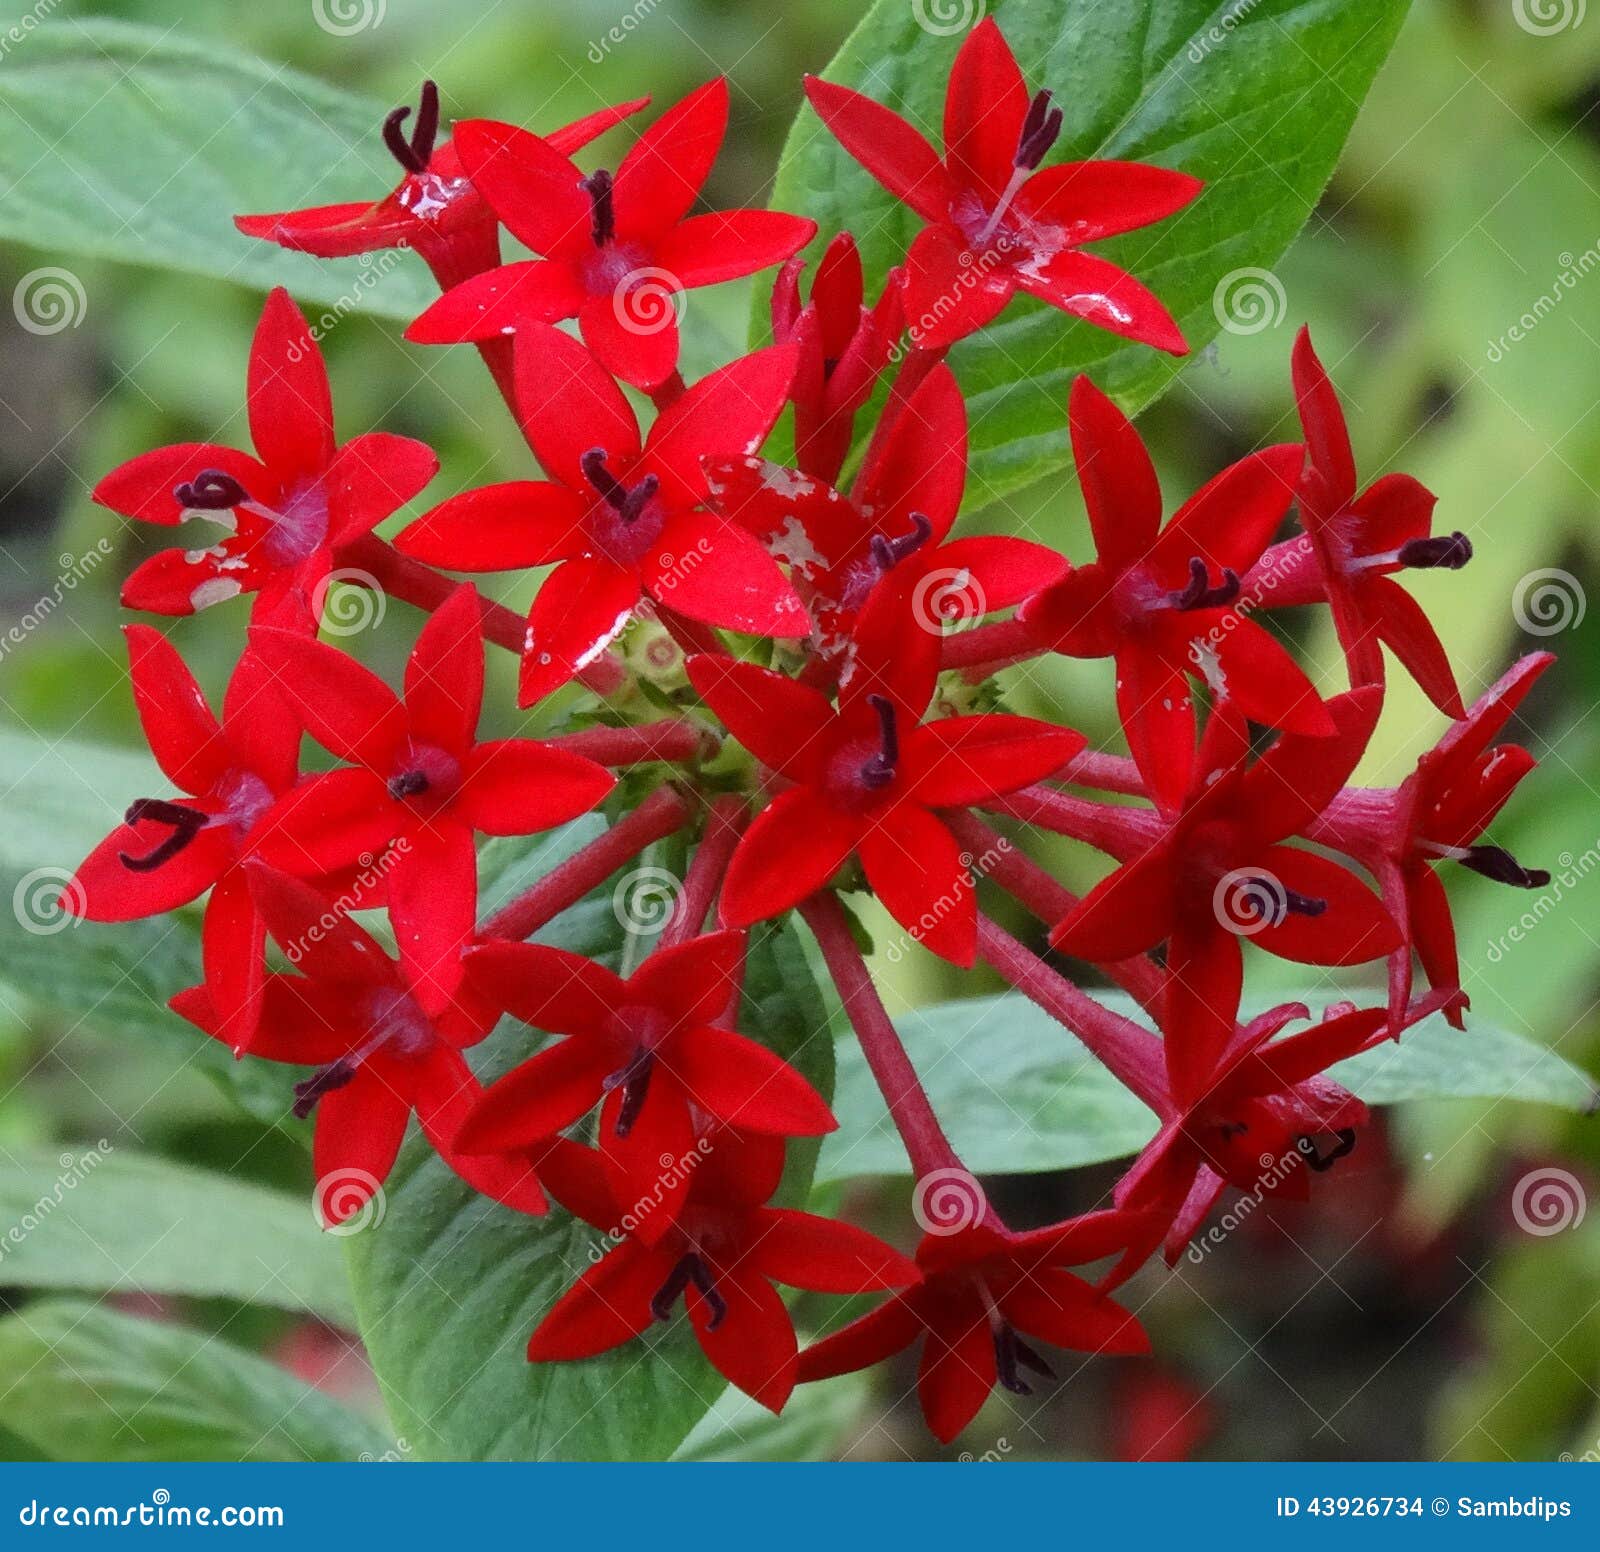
649, 1250, 727, 1330
1349, 531, 1473, 576
868, 512, 934, 574
1296, 1128, 1358, 1173
387, 742, 463, 808
992, 1318, 1055, 1396
292, 986, 432, 1119
581, 447, 665, 566
1168, 554, 1241, 612
973, 89, 1062, 247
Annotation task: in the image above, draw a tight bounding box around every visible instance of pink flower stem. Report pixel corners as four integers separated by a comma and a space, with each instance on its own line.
943, 811, 1165, 1017
976, 914, 1168, 1113
1056, 750, 1148, 798
544, 719, 709, 767
479, 785, 693, 942
799, 890, 967, 1182
658, 794, 748, 950
939, 616, 1040, 675
648, 371, 687, 412
981, 785, 1161, 859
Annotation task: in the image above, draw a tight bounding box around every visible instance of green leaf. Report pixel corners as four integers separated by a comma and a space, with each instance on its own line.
767, 0, 1411, 503
0, 1301, 389, 1463
0, 20, 435, 318
672, 1371, 872, 1462
0, 1146, 353, 1326
818, 991, 1599, 1182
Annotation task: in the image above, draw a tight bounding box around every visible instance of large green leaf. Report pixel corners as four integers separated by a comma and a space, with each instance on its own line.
0, 1302, 389, 1462
818, 992, 1599, 1182
768, 0, 1411, 503
0, 1146, 352, 1325
343, 826, 834, 1461
0, 21, 434, 318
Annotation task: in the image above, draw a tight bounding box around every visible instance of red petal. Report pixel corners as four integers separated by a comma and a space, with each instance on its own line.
719, 787, 862, 927
1367, 575, 1466, 718
1229, 1008, 1388, 1099
450, 120, 590, 259
803, 77, 953, 223
904, 224, 1014, 347
233, 974, 358, 1064
1164, 917, 1242, 1108
1015, 249, 1187, 355
124, 625, 226, 794
643, 510, 810, 637
247, 290, 335, 487
200, 869, 266, 1046
325, 432, 439, 542
405, 261, 584, 344
93, 442, 262, 526
1291, 327, 1357, 506
629, 930, 746, 1027
1248, 846, 1400, 966
1051, 838, 1178, 963
1003, 1270, 1149, 1354
943, 16, 1029, 203
1350, 471, 1436, 554
1152, 443, 1302, 582
1205, 616, 1335, 735
464, 940, 627, 1038
545, 96, 652, 156
1240, 686, 1381, 845
1019, 160, 1203, 242
1066, 376, 1162, 571
928, 535, 1067, 614
234, 202, 405, 260
858, 805, 975, 967
917, 1298, 994, 1443
853, 361, 968, 545
910, 714, 1084, 806
455, 740, 613, 836
313, 1070, 410, 1226
654, 210, 816, 288
396, 481, 588, 571
690, 1268, 797, 1414
1408, 865, 1463, 1020
526, 1241, 676, 1361
247, 625, 407, 770
386, 823, 478, 994
578, 288, 682, 395
796, 1293, 923, 1382
1115, 641, 1195, 816
519, 557, 639, 707
403, 584, 484, 757
613, 78, 728, 239
599, 1075, 696, 1241
748, 1208, 919, 1293
671, 1023, 836, 1135
244, 862, 393, 987
416, 1046, 547, 1215
512, 322, 640, 492
250, 768, 395, 878
67, 821, 230, 923
685, 654, 838, 782
453, 1038, 613, 1154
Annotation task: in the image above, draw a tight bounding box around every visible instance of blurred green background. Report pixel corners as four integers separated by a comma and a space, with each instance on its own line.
0, 0, 1597, 1461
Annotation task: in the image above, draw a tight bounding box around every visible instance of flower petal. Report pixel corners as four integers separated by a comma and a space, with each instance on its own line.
518, 557, 640, 707
512, 322, 641, 491
1015, 249, 1186, 355
654, 210, 816, 288
719, 787, 861, 928
455, 740, 614, 837
803, 77, 953, 223
643, 510, 810, 638
396, 481, 589, 571
910, 714, 1084, 807
613, 78, 728, 239
670, 1023, 836, 1135
858, 805, 975, 966
451, 120, 591, 258
686, 654, 838, 781
247, 290, 335, 487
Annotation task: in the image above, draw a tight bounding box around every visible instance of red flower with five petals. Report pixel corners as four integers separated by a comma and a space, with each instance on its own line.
396, 324, 807, 704
804, 19, 1200, 351
94, 289, 438, 624
457, 929, 836, 1238
526, 1128, 917, 1413
248, 584, 614, 971
405, 80, 815, 391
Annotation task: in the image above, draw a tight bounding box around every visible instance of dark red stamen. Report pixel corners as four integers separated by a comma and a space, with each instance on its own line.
861, 694, 900, 790
292, 1057, 359, 1119
580, 448, 657, 524
1399, 531, 1472, 571
388, 770, 430, 800
1171, 555, 1241, 611
1458, 844, 1549, 889
382, 80, 440, 175
579, 168, 616, 246
602, 1048, 655, 1138
1015, 89, 1063, 171
1297, 1128, 1358, 1173
174, 468, 248, 511
994, 1321, 1055, 1395
118, 799, 208, 872
650, 1251, 727, 1329
869, 512, 934, 573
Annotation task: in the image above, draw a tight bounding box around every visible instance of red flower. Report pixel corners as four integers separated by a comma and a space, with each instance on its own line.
64, 630, 300, 1045
804, 19, 1200, 351
1311, 652, 1553, 1028
1020, 376, 1328, 813
687, 645, 1083, 966
171, 863, 544, 1225
93, 288, 438, 624
704, 359, 1065, 681
1243, 327, 1470, 716
456, 930, 835, 1239
798, 1211, 1149, 1443
405, 80, 816, 392
236, 84, 646, 287
525, 1128, 917, 1413
1052, 690, 1400, 1103
770, 232, 902, 481
395, 324, 807, 704
248, 584, 614, 971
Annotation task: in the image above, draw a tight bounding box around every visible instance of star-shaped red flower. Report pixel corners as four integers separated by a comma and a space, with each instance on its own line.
457, 929, 835, 1239
248, 583, 614, 970
798, 1210, 1149, 1443
396, 323, 807, 704
94, 289, 438, 624
804, 19, 1200, 351
405, 79, 816, 391
1020, 375, 1329, 813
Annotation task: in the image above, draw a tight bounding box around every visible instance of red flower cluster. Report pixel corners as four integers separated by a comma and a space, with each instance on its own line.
71, 19, 1554, 1447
